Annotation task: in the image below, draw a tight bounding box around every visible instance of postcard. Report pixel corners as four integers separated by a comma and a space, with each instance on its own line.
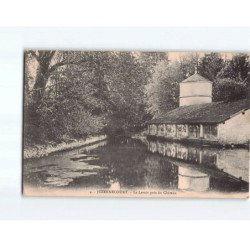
22, 50, 249, 198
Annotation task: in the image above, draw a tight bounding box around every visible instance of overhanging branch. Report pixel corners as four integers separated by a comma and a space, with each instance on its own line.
48, 58, 88, 74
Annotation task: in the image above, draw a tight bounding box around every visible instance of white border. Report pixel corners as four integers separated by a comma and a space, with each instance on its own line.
0, 27, 250, 220
0, 221, 249, 250
1, 0, 250, 26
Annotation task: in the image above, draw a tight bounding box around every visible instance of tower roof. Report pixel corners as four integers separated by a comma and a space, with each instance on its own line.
181, 73, 212, 83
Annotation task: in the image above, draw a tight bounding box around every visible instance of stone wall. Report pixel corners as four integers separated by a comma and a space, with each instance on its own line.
218, 109, 250, 144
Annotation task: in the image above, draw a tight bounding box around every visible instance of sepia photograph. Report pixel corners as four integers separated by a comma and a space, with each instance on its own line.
2, 2, 250, 249
22, 50, 250, 198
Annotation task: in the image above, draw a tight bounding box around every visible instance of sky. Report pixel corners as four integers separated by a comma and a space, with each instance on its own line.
167, 51, 236, 61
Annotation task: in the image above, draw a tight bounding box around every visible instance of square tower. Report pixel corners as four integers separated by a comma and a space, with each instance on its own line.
179, 73, 212, 106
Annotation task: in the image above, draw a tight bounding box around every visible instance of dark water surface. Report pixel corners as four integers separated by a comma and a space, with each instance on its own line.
23, 137, 249, 195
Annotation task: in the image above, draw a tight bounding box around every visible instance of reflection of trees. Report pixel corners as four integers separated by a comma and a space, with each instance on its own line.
91, 138, 178, 189
93, 138, 148, 188
143, 156, 178, 189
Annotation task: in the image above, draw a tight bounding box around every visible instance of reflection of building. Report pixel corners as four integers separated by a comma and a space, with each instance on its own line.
147, 139, 249, 192
178, 166, 210, 192
148, 140, 249, 183
148, 140, 217, 166
109, 180, 121, 190
147, 73, 250, 145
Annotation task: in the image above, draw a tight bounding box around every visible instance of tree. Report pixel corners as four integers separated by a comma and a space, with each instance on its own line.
24, 50, 107, 144
138, 52, 168, 72
24, 50, 152, 144
198, 53, 224, 81
213, 53, 249, 102
104, 52, 150, 134
217, 53, 249, 81
36, 62, 107, 141
25, 50, 90, 103
213, 78, 247, 102
145, 61, 181, 117
179, 53, 199, 78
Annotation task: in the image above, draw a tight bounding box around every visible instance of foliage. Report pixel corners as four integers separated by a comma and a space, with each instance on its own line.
217, 53, 249, 81
145, 61, 180, 117
145, 52, 249, 118
179, 53, 199, 77
24, 51, 249, 146
213, 53, 249, 102
24, 51, 152, 144
213, 78, 247, 102
198, 53, 224, 81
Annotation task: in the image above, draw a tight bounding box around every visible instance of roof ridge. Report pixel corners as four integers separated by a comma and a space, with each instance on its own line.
181, 73, 212, 83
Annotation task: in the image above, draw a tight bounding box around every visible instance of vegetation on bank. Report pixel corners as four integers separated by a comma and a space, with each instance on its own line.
23, 135, 107, 159
24, 51, 249, 150
24, 51, 165, 147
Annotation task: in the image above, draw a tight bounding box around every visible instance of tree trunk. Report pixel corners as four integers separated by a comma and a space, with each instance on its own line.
27, 57, 51, 143
32, 63, 50, 104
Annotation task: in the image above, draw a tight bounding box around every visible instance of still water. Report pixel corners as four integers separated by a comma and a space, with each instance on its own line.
23, 137, 249, 196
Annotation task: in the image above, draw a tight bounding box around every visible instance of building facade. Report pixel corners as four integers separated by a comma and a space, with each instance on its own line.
147, 73, 250, 145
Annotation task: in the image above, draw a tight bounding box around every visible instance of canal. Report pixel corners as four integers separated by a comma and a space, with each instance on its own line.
23, 137, 249, 197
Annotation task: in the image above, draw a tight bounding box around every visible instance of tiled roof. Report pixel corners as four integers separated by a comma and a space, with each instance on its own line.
148, 99, 249, 124
181, 73, 212, 83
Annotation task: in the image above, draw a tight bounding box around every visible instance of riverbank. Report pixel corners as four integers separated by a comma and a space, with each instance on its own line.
23, 135, 107, 159
146, 134, 249, 149
130, 131, 148, 144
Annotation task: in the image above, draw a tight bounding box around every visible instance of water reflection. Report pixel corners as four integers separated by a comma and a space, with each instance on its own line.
178, 167, 210, 192
109, 180, 121, 190
148, 139, 249, 192
23, 137, 249, 194
149, 141, 218, 167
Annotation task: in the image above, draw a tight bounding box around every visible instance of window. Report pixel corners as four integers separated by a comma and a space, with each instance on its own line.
204, 125, 217, 139
188, 125, 200, 138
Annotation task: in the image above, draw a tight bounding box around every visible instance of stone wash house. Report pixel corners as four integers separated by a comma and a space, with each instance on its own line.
147, 73, 250, 145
